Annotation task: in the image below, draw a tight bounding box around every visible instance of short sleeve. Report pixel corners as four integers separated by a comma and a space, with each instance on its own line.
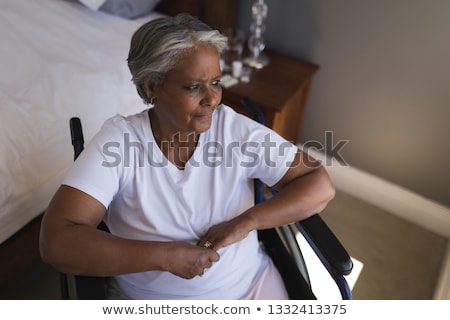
62, 117, 125, 208
245, 126, 298, 187
224, 110, 298, 188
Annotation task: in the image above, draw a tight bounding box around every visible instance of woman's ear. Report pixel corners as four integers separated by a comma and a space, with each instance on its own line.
143, 78, 156, 103
141, 74, 163, 105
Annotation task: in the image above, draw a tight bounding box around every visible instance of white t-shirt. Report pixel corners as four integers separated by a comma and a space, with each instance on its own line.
63, 104, 298, 299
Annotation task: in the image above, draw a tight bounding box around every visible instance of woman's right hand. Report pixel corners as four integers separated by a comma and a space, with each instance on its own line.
40, 186, 220, 278
163, 241, 220, 279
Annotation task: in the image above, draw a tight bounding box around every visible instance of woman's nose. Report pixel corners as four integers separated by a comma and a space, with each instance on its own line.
201, 86, 221, 107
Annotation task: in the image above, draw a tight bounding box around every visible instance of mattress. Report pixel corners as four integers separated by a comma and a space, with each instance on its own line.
0, 0, 161, 244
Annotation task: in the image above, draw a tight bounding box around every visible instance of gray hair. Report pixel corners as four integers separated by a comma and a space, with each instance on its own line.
127, 13, 228, 104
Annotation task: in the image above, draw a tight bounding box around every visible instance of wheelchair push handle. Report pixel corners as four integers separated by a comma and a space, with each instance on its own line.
70, 117, 84, 160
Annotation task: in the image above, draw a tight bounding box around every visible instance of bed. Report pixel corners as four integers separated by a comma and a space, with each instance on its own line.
0, 0, 236, 288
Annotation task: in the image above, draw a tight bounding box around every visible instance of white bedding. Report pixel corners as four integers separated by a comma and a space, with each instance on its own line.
0, 0, 161, 244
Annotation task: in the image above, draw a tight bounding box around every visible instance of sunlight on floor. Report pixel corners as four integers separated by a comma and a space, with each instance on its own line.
296, 232, 364, 300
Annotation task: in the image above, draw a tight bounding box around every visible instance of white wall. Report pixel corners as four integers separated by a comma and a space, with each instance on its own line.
236, 0, 450, 208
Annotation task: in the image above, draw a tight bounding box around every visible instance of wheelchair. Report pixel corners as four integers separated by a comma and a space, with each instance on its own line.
63, 97, 353, 300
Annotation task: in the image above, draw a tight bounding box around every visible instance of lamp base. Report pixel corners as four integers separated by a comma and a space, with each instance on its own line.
243, 53, 270, 69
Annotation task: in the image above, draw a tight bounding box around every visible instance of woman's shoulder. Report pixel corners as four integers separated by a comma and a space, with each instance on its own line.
90, 108, 149, 145
104, 108, 148, 128
215, 104, 258, 125
214, 104, 267, 134
97, 109, 148, 138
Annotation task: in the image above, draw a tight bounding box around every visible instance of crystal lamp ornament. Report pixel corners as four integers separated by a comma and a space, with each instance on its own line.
243, 0, 269, 69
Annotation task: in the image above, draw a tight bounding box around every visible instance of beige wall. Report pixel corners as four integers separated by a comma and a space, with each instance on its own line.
237, 0, 450, 207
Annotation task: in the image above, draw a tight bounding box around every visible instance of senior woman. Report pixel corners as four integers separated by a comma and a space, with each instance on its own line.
39, 13, 335, 299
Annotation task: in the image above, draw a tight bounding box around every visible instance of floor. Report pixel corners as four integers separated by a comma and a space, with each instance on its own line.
0, 190, 447, 300
320, 190, 448, 300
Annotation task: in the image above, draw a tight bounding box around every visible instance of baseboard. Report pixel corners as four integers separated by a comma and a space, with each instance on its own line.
433, 242, 450, 300
300, 145, 450, 239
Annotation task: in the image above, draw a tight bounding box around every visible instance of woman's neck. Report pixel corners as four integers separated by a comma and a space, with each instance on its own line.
149, 108, 199, 170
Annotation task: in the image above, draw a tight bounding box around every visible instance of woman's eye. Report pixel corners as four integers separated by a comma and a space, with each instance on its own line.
185, 80, 221, 92
186, 85, 200, 91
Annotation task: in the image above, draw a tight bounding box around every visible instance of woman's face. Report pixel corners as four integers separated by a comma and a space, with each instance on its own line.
151, 44, 223, 135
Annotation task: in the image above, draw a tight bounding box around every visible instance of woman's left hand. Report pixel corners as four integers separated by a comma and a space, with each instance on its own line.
197, 215, 253, 251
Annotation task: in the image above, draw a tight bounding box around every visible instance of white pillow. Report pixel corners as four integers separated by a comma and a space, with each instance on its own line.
78, 0, 106, 11
99, 0, 161, 19
74, 0, 160, 19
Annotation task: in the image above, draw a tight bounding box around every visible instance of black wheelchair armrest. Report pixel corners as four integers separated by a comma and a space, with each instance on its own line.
295, 214, 353, 276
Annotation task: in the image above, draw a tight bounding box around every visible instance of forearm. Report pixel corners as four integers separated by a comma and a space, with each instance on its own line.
40, 224, 169, 277
242, 166, 335, 232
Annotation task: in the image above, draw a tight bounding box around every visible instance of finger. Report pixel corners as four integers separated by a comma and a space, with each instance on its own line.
196, 237, 207, 247
208, 250, 220, 263
198, 251, 219, 271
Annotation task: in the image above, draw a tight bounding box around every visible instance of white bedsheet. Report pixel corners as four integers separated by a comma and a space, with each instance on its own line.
0, 0, 160, 244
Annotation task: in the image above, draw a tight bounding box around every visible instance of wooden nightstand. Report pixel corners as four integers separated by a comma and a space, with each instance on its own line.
222, 49, 319, 142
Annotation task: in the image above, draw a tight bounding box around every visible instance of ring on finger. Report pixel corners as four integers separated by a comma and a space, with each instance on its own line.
203, 240, 213, 248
